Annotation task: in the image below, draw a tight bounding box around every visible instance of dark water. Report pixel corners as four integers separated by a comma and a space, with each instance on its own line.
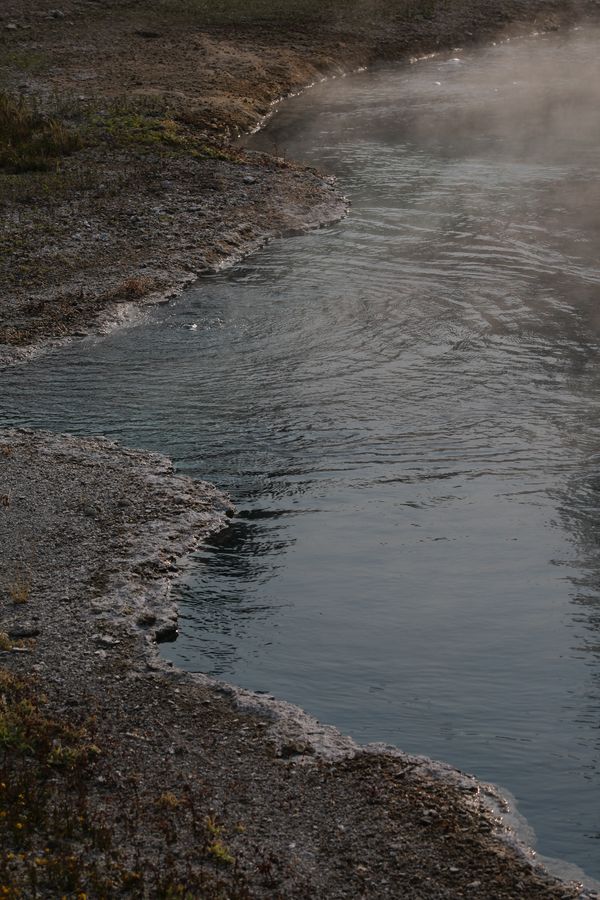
3, 27, 600, 880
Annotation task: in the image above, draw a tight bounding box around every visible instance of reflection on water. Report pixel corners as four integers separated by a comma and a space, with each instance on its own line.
2, 26, 600, 880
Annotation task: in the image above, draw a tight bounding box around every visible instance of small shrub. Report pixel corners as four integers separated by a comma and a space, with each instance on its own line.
206, 840, 234, 865
205, 815, 222, 837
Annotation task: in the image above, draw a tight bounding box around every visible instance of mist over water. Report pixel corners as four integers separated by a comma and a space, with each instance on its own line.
3, 26, 600, 880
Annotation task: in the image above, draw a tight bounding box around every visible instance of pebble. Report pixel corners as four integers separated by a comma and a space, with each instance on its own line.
94, 634, 120, 647
7, 624, 40, 639
243, 175, 257, 185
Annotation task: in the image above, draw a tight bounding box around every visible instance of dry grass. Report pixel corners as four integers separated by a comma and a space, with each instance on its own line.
8, 579, 30, 605
0, 92, 82, 174
108, 275, 155, 301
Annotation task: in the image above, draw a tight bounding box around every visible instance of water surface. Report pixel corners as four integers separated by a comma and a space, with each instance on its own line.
3, 26, 600, 880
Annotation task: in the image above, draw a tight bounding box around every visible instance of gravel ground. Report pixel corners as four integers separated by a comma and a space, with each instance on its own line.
0, 428, 598, 898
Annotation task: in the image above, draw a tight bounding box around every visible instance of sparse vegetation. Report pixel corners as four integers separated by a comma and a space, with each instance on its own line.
0, 668, 253, 897
8, 579, 30, 605
158, 791, 181, 809
108, 275, 155, 302
207, 839, 235, 866
0, 633, 31, 653
0, 92, 82, 174
87, 105, 246, 162
0, 50, 49, 75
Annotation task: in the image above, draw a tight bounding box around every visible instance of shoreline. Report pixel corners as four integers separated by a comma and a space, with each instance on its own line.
2, 0, 600, 364
2, 1, 600, 895
1, 426, 599, 897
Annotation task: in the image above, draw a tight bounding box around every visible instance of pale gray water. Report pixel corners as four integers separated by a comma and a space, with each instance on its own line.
3, 26, 600, 880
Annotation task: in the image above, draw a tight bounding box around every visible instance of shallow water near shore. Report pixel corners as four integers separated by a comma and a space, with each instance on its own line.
3, 25, 600, 881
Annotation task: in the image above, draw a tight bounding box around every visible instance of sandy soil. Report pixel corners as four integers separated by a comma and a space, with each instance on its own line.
1, 427, 597, 898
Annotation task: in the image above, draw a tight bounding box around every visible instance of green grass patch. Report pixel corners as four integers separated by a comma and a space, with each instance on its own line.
95, 110, 187, 148
88, 102, 246, 161
0, 50, 49, 75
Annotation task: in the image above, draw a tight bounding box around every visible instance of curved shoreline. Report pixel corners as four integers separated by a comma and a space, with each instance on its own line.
1, 427, 599, 897
2, 1, 600, 896
2, 0, 600, 364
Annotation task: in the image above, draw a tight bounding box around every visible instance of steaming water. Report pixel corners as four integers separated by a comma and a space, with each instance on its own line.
3, 26, 600, 880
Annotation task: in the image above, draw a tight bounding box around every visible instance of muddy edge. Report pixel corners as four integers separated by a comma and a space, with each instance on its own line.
1, 1, 600, 897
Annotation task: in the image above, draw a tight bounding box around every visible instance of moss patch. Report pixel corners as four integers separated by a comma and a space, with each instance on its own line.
87, 105, 246, 162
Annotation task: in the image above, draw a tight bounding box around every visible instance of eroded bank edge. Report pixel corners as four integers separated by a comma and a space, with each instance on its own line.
2, 3, 599, 367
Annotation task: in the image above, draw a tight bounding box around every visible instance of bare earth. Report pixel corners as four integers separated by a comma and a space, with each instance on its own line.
2, 0, 600, 897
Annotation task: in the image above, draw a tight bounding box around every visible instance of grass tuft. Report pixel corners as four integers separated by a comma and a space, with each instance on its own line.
108, 275, 154, 302
8, 579, 30, 605
0, 92, 82, 174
